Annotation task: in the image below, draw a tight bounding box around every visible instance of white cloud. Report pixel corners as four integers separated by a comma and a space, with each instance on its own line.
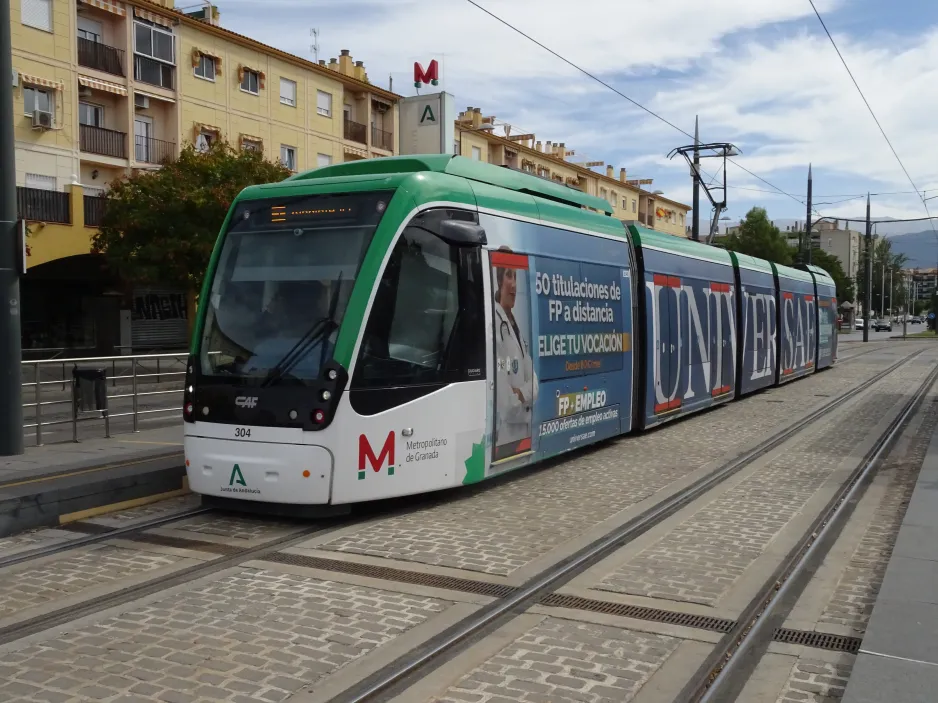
216, 0, 936, 223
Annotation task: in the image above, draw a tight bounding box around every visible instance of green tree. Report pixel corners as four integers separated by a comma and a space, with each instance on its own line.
808, 248, 855, 303
722, 207, 793, 265
856, 236, 908, 318
92, 140, 291, 299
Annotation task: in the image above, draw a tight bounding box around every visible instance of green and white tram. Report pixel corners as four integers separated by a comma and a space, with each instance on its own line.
183, 154, 836, 511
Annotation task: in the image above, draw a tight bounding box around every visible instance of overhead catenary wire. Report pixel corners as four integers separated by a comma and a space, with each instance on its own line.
807, 0, 938, 240
463, 0, 806, 206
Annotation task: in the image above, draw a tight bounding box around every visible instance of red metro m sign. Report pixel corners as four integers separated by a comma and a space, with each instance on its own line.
414, 60, 439, 88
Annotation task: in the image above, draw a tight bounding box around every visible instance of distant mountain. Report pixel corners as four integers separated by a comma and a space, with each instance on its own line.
886, 230, 938, 269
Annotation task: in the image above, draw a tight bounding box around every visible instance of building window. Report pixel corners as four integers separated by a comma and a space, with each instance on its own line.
471, 146, 482, 161
316, 90, 332, 117
241, 138, 262, 152
21, 0, 52, 31
632, 199, 637, 213
134, 22, 174, 64
317, 153, 332, 168
196, 130, 216, 152
78, 102, 103, 127
610, 191, 617, 207
280, 78, 296, 107
680, 214, 685, 225
23, 85, 53, 116
454, 140, 460, 155
600, 188, 607, 200
280, 145, 296, 171
240, 69, 259, 94
25, 173, 56, 190
194, 54, 216, 81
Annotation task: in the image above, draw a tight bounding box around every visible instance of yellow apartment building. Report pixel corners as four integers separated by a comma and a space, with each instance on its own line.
11, 0, 400, 352
453, 106, 690, 238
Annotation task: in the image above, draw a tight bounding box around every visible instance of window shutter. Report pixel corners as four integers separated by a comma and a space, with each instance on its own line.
21, 0, 52, 31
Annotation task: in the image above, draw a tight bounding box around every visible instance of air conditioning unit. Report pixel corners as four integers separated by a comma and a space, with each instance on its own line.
134, 94, 149, 109
32, 109, 53, 130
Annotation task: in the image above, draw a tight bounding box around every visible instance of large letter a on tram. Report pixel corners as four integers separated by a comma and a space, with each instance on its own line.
359, 432, 395, 480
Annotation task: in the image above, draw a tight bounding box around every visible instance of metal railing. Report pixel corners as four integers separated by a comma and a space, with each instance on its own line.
21, 352, 187, 445
17, 186, 70, 224
80, 124, 128, 159
77, 37, 125, 76
372, 125, 393, 151
344, 117, 367, 144
84, 193, 106, 226
135, 135, 176, 164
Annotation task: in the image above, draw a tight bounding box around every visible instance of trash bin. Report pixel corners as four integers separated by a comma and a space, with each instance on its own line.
72, 366, 108, 413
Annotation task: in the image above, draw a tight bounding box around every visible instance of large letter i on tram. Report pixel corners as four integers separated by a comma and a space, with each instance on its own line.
359, 432, 395, 480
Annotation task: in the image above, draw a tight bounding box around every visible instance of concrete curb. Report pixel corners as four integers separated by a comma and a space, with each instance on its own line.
0, 451, 187, 538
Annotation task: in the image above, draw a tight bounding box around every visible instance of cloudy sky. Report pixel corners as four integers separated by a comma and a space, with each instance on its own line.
216, 0, 938, 226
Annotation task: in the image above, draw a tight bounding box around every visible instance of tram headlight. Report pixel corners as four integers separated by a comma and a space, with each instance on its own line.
312, 409, 326, 424
184, 402, 194, 417
321, 390, 331, 401
327, 369, 338, 381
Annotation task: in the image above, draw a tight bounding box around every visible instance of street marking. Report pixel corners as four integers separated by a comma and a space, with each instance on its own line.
858, 649, 938, 668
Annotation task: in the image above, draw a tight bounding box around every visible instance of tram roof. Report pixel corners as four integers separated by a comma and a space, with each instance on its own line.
800, 263, 836, 285
626, 223, 734, 267
281, 154, 615, 216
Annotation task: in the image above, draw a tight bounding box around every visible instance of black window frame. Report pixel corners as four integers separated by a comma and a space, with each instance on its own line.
349, 207, 486, 416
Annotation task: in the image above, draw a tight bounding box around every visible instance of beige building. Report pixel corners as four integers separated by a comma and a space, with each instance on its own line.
814, 220, 862, 283
453, 107, 690, 237
11, 0, 399, 350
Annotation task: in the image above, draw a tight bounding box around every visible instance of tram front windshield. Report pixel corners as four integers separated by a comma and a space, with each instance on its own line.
199, 191, 393, 385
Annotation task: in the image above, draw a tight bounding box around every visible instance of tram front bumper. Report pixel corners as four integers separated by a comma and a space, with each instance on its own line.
184, 436, 333, 504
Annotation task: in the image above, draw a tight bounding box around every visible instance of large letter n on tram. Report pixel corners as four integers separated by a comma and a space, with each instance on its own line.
359, 432, 395, 480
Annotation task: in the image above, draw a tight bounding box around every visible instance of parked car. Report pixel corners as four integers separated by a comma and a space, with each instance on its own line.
855, 318, 865, 330
911, 316, 922, 324
872, 319, 892, 331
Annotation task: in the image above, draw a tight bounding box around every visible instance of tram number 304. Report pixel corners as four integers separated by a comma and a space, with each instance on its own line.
235, 427, 251, 438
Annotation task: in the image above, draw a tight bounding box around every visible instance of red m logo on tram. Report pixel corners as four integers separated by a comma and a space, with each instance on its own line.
358, 431, 395, 479
414, 59, 439, 87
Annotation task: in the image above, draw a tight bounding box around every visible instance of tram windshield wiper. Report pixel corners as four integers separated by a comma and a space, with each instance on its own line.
260, 316, 336, 388
261, 273, 344, 388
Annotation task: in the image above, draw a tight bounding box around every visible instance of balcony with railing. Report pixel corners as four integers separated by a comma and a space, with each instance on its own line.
77, 37, 125, 76
84, 195, 105, 227
371, 125, 393, 151
135, 135, 176, 164
134, 55, 174, 90
344, 117, 367, 144
80, 124, 127, 159
17, 187, 70, 224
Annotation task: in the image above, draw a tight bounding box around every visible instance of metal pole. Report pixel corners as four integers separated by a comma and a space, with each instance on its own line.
881, 260, 885, 319
805, 164, 813, 265
864, 194, 871, 342
132, 359, 138, 433
34, 363, 41, 446
692, 116, 700, 242
0, 0, 25, 456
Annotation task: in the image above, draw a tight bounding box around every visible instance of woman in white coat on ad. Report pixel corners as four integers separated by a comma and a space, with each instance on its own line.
493, 260, 539, 457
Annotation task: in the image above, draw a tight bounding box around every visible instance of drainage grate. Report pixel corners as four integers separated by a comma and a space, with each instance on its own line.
773, 628, 862, 653
262, 552, 518, 598
123, 533, 245, 556
540, 594, 736, 632
57, 522, 116, 535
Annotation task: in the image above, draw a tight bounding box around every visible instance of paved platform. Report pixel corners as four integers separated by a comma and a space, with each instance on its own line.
842, 424, 938, 702
0, 425, 186, 537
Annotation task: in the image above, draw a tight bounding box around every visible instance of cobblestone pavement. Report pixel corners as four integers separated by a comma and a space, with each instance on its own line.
774, 657, 853, 703
86, 495, 201, 527
170, 515, 298, 541
817, 391, 938, 633
0, 546, 181, 620
433, 617, 679, 703
0, 528, 80, 559
319, 351, 923, 577
0, 568, 450, 703
596, 358, 931, 606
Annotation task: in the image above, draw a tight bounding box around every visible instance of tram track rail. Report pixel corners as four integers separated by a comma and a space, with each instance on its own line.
0, 506, 213, 570
683, 353, 938, 702
324, 346, 930, 703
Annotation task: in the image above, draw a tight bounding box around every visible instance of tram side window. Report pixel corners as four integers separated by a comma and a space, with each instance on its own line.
352, 217, 485, 394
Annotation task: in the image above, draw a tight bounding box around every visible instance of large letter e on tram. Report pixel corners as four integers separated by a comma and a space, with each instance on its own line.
359, 432, 395, 480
